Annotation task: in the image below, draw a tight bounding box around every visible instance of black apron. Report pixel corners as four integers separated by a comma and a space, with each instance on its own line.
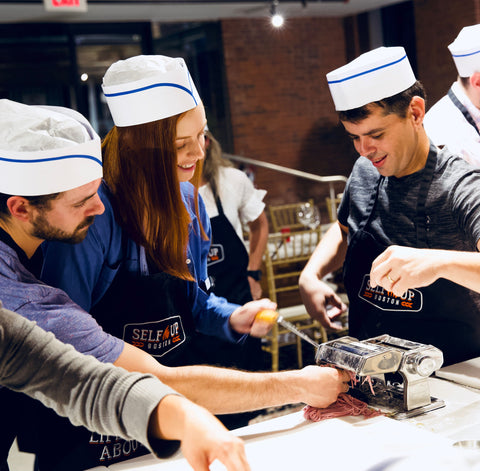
448, 86, 480, 136
0, 388, 32, 471
343, 147, 480, 367
31, 252, 199, 471
206, 196, 252, 305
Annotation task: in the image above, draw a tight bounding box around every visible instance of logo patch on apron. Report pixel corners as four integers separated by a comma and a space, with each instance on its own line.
123, 316, 186, 357
207, 244, 224, 266
358, 274, 423, 312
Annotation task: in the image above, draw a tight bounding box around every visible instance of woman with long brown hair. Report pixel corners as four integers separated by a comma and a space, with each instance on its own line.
43, 54, 275, 362
39, 54, 276, 468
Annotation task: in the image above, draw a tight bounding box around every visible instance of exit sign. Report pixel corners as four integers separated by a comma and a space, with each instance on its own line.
43, 0, 88, 12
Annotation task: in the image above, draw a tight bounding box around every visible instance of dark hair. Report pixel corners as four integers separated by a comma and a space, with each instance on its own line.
0, 192, 59, 221
459, 76, 470, 89
338, 80, 426, 123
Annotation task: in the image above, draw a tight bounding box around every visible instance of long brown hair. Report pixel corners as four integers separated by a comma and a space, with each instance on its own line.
102, 114, 195, 281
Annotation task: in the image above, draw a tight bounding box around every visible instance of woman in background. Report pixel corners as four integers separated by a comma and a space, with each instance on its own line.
200, 130, 269, 305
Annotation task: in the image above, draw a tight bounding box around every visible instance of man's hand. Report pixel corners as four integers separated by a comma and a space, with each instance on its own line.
294, 365, 351, 408
153, 395, 250, 471
299, 271, 347, 329
229, 299, 277, 337
370, 245, 441, 297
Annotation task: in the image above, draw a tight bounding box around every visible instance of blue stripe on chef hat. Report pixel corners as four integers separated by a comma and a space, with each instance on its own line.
0, 154, 102, 165
0, 99, 102, 196
104, 81, 198, 106
327, 54, 408, 84
451, 49, 480, 58
326, 47, 416, 111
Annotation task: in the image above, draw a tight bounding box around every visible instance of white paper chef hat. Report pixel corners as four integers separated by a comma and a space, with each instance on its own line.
102, 55, 201, 127
326, 46, 417, 111
0, 99, 102, 196
448, 24, 480, 77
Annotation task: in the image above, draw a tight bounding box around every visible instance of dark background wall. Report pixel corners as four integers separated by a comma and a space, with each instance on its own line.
1, 0, 479, 219
221, 16, 354, 206
414, 0, 480, 107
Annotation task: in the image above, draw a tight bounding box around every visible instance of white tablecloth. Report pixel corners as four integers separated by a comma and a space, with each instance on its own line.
436, 357, 480, 390
90, 376, 480, 471
266, 225, 331, 260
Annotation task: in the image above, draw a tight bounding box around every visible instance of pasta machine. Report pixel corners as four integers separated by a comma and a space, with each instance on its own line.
315, 334, 445, 419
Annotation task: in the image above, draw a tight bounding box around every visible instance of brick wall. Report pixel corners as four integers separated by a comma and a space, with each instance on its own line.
414, 0, 480, 108
220, 4, 480, 214
221, 17, 356, 213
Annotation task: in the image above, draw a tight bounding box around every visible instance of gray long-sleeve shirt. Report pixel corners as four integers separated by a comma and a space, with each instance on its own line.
0, 301, 180, 459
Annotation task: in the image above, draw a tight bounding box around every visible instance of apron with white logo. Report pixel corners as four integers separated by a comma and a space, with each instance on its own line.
32, 258, 197, 470
343, 147, 480, 367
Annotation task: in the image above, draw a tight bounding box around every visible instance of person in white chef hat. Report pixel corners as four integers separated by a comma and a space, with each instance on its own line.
0, 99, 104, 248
0, 98, 348, 471
42, 54, 277, 377
299, 46, 480, 368
38, 54, 349, 466
0, 99, 254, 471
424, 24, 480, 166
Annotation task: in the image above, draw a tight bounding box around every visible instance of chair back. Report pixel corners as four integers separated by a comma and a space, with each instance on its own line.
268, 199, 314, 233
325, 195, 343, 222
262, 228, 326, 370
264, 228, 321, 305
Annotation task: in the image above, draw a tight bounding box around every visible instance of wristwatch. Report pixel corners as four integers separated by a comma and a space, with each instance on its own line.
247, 270, 262, 281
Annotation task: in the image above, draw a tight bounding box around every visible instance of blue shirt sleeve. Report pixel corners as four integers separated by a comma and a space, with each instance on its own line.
193, 289, 243, 343
21, 290, 124, 363
0, 272, 123, 364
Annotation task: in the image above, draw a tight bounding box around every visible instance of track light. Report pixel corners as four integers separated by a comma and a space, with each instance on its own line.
270, 0, 284, 28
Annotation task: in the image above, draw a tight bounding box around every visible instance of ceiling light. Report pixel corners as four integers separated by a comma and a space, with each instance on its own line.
270, 0, 284, 28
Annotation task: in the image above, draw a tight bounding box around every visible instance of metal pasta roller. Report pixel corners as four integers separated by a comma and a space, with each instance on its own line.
315, 334, 445, 419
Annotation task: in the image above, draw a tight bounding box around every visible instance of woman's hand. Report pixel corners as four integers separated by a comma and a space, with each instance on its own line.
229, 299, 277, 337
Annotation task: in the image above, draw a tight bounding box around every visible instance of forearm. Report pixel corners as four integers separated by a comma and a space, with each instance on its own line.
301, 222, 348, 280
0, 308, 178, 454
114, 341, 346, 413
247, 212, 269, 270
436, 249, 480, 293
151, 395, 214, 441
116, 344, 296, 413
158, 365, 304, 414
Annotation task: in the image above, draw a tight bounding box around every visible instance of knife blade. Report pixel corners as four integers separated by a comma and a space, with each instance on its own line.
277, 315, 319, 348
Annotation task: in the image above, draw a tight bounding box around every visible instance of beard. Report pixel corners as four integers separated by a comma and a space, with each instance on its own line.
31, 213, 95, 244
